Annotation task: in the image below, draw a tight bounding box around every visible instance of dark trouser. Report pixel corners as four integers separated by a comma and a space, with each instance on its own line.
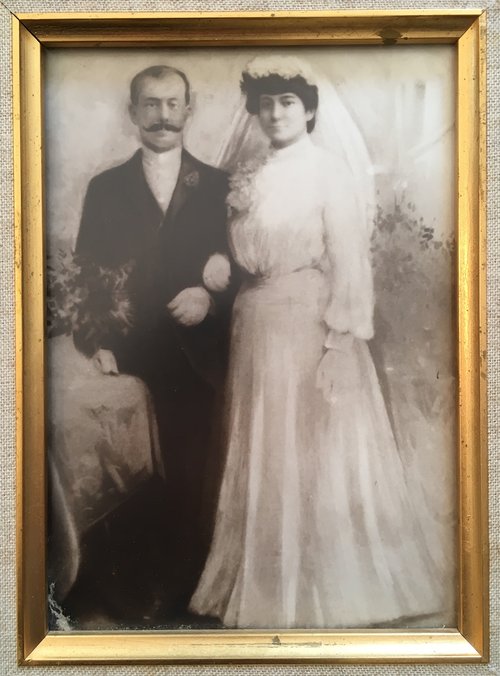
125, 318, 227, 609
149, 375, 221, 615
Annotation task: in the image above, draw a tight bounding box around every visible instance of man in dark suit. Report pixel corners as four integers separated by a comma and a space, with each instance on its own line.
71, 65, 232, 624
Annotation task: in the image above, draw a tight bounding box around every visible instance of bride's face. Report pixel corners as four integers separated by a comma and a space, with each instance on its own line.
258, 92, 314, 148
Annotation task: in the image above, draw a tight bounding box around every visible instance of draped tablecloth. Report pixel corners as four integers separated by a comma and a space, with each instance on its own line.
46, 334, 163, 602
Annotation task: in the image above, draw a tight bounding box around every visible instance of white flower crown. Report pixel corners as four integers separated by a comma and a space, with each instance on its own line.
242, 55, 316, 86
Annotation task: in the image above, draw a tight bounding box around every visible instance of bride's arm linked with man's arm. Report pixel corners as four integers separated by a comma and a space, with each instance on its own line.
92, 250, 232, 375
166, 253, 231, 327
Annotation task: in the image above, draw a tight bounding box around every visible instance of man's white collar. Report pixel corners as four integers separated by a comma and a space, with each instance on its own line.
142, 144, 183, 166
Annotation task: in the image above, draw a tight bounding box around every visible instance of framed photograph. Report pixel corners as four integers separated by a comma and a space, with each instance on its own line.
13, 10, 488, 665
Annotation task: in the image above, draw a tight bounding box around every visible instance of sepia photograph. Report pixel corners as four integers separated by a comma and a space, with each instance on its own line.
44, 44, 458, 633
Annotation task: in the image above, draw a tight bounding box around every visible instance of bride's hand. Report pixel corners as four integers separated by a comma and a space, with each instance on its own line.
315, 346, 357, 405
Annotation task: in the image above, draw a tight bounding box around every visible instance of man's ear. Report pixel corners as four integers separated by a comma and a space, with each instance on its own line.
187, 90, 197, 116
128, 103, 138, 126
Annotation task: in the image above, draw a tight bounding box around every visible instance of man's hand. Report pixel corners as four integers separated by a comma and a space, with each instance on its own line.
203, 253, 231, 292
167, 287, 212, 327
93, 348, 119, 375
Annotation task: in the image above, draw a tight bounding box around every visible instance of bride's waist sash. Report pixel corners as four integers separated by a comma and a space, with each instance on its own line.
237, 267, 329, 309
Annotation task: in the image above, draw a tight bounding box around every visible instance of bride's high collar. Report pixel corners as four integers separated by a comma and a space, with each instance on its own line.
268, 133, 313, 159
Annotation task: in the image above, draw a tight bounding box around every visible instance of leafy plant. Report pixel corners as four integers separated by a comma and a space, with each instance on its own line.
371, 200, 456, 378
46, 249, 134, 355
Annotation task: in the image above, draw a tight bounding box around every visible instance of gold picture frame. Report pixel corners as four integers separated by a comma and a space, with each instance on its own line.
13, 9, 488, 665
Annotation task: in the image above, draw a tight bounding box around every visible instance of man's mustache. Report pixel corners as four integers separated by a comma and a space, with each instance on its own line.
143, 121, 183, 133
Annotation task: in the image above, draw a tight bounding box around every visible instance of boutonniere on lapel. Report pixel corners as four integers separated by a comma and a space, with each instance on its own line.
183, 170, 200, 188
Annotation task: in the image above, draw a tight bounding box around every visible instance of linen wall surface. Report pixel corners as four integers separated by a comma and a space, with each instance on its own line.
0, 1, 497, 675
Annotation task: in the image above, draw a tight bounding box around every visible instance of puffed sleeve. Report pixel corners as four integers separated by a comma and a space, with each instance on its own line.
322, 153, 374, 343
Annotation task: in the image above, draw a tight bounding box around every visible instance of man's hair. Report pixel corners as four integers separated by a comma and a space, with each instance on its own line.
130, 65, 191, 105
241, 72, 318, 133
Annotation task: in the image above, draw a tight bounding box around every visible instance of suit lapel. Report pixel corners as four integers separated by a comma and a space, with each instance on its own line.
163, 149, 198, 227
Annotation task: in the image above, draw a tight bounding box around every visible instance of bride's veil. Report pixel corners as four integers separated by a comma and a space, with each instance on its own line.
213, 100, 268, 173
212, 61, 376, 236
312, 77, 376, 238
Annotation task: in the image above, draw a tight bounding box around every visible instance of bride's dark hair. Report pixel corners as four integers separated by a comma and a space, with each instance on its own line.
241, 72, 319, 133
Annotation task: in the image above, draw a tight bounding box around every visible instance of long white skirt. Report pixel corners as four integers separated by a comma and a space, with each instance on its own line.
189, 268, 447, 628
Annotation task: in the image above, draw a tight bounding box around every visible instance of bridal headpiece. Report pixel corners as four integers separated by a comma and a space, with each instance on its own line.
241, 55, 319, 123
241, 55, 317, 86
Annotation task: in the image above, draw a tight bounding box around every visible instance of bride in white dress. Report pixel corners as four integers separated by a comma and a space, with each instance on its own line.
189, 56, 448, 629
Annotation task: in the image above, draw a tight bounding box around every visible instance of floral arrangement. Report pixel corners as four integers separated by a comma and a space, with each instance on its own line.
183, 170, 200, 188
226, 156, 266, 215
47, 248, 134, 355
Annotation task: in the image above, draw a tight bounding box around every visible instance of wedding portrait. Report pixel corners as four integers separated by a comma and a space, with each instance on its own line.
44, 45, 458, 632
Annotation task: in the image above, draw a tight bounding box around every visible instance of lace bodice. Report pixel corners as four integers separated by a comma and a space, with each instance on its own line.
227, 135, 374, 340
